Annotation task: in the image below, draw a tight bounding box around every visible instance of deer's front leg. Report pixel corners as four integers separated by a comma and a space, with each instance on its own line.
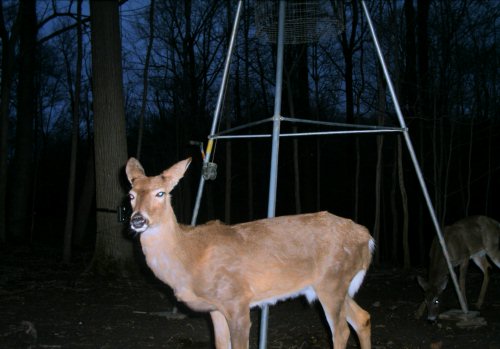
225, 304, 251, 349
473, 255, 491, 309
211, 310, 231, 349
459, 259, 469, 306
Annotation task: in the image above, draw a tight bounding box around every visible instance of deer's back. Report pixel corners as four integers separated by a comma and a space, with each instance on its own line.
181, 212, 372, 289
185, 211, 371, 254
439, 216, 499, 264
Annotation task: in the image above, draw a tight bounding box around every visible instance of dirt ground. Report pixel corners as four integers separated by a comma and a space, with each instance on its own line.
1, 246, 499, 349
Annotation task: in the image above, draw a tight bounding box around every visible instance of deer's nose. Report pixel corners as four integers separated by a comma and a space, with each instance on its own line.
130, 213, 148, 231
427, 317, 438, 324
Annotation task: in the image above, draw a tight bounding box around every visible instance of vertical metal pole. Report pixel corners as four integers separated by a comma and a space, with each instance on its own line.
361, 1, 468, 314
259, 2, 286, 349
191, 0, 243, 226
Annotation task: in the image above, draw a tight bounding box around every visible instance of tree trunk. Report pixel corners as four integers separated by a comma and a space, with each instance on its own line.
440, 122, 454, 224
73, 147, 95, 247
485, 125, 492, 214
0, 3, 19, 244
8, 0, 37, 242
340, 0, 358, 125
465, 118, 474, 216
183, 0, 199, 127
243, 0, 253, 221
312, 44, 321, 212
398, 136, 410, 269
416, 0, 430, 265
417, 0, 430, 118
339, 0, 359, 218
284, 44, 309, 214
403, 0, 417, 114
88, 0, 135, 276
390, 145, 399, 264
72, 91, 95, 247
136, 0, 155, 160
285, 78, 301, 214
224, 0, 233, 224
63, 0, 83, 264
373, 65, 386, 264
224, 119, 232, 224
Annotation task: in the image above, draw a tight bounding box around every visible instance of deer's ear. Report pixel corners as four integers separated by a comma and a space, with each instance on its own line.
417, 275, 429, 291
126, 157, 146, 184
436, 277, 448, 293
162, 158, 192, 192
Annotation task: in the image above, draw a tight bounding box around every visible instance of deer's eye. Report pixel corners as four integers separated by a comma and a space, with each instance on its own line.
128, 193, 135, 200
156, 191, 166, 198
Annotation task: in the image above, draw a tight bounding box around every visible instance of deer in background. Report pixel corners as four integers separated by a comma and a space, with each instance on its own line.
417, 216, 500, 321
126, 157, 374, 349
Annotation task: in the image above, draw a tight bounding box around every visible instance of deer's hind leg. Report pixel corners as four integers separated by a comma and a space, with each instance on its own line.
345, 297, 371, 349
485, 241, 500, 269
472, 254, 491, 309
315, 277, 352, 349
458, 259, 470, 307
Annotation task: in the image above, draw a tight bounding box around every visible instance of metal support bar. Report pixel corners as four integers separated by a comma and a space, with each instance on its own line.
361, 0, 468, 314
211, 117, 275, 137
260, 2, 286, 348
210, 128, 405, 140
210, 116, 405, 139
189, 4, 467, 349
281, 116, 404, 131
191, 0, 243, 226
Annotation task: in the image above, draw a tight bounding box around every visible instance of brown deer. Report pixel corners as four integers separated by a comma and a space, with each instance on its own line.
417, 216, 500, 321
125, 157, 374, 349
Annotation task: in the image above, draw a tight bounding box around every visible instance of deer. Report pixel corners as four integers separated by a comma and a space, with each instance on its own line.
125, 157, 374, 349
417, 215, 500, 321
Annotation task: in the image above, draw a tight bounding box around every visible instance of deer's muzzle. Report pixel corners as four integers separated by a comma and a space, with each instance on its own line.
130, 213, 148, 233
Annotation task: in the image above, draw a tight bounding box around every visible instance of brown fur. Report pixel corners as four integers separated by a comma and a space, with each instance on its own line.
126, 157, 374, 349
417, 216, 500, 321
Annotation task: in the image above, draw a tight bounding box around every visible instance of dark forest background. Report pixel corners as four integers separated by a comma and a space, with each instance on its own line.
0, 0, 498, 275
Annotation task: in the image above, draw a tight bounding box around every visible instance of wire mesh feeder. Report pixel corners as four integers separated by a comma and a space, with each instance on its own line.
255, 0, 345, 45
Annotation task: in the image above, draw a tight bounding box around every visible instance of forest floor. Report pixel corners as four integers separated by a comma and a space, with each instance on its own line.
1, 245, 500, 349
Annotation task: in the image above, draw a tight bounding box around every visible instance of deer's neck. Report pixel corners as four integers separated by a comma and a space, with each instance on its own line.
139, 210, 191, 289
428, 240, 449, 284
